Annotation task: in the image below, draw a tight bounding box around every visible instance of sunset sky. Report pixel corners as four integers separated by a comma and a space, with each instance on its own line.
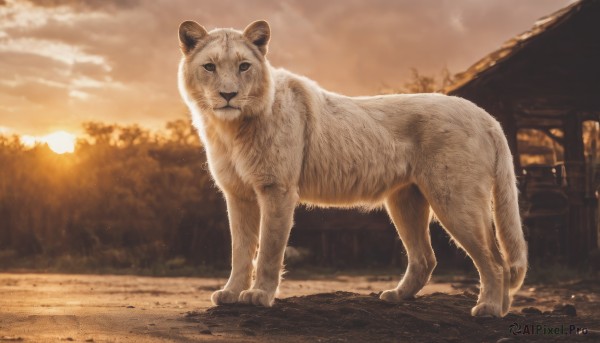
0, 0, 573, 137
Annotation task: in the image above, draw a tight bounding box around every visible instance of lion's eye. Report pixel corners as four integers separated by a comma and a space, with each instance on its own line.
239, 62, 251, 72
203, 63, 216, 72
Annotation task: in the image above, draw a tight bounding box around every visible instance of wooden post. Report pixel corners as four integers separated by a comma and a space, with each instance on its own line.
563, 114, 587, 265
505, 115, 521, 172
490, 100, 521, 171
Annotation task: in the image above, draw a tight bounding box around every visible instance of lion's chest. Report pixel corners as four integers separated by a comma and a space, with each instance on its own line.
202, 136, 251, 194
204, 135, 279, 194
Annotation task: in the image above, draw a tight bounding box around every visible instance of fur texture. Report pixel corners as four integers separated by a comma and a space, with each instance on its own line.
177, 20, 528, 317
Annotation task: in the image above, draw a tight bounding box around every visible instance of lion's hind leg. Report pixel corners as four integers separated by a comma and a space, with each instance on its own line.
423, 183, 509, 317
380, 184, 437, 302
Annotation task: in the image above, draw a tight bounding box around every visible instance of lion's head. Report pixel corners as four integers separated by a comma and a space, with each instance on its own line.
178, 20, 273, 123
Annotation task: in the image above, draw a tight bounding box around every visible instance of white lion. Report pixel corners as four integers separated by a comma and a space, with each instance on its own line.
177, 20, 527, 317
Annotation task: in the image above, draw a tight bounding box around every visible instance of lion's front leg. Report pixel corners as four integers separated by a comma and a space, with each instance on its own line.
238, 185, 298, 307
212, 193, 260, 305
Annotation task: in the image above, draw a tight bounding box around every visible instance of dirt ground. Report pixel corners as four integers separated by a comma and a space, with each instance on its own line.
0, 272, 598, 342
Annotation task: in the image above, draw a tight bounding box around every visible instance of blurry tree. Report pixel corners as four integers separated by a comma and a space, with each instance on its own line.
166, 119, 199, 145
0, 119, 228, 270
118, 124, 150, 147
402, 67, 455, 93
83, 122, 116, 145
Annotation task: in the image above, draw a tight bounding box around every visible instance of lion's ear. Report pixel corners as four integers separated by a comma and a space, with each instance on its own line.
179, 21, 208, 55
243, 20, 270, 56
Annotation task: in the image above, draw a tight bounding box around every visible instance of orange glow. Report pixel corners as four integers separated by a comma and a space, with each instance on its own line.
20, 132, 76, 153
0, 1, 572, 135
42, 131, 76, 154
20, 135, 38, 147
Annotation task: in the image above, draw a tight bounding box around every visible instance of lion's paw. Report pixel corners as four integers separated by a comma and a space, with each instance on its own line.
471, 302, 503, 317
380, 288, 413, 302
211, 289, 240, 305
238, 289, 273, 307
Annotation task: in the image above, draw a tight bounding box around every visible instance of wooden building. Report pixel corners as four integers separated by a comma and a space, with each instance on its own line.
445, 0, 600, 265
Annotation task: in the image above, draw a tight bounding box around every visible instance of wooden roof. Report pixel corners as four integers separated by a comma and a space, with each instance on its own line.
445, 0, 600, 121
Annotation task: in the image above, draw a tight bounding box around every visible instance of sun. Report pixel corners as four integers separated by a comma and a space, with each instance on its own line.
43, 131, 76, 154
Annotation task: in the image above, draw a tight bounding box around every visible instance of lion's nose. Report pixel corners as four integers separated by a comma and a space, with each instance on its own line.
219, 92, 238, 102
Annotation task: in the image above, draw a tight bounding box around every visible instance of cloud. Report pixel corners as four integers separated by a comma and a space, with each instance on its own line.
0, 0, 573, 135
0, 37, 109, 67
23, 0, 139, 11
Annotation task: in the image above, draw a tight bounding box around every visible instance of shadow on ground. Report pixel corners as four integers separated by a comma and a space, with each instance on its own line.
185, 290, 599, 342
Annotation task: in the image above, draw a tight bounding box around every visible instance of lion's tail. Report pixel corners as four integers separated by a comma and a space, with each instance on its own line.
491, 128, 528, 294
